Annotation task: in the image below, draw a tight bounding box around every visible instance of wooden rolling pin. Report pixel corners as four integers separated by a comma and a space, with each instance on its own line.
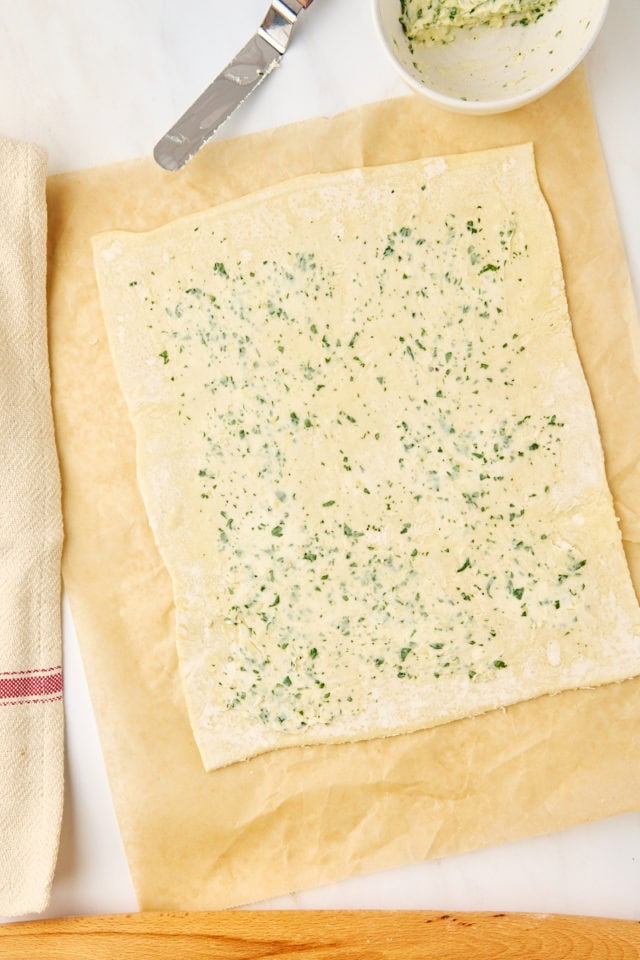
1, 910, 639, 959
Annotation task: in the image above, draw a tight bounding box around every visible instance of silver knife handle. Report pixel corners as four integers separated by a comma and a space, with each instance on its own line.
279, 0, 314, 10
260, 0, 315, 54
260, 1, 301, 54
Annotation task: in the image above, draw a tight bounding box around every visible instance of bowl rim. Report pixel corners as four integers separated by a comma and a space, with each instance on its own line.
371, 0, 610, 114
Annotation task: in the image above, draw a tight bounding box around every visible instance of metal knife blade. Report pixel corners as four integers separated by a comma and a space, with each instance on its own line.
154, 0, 314, 172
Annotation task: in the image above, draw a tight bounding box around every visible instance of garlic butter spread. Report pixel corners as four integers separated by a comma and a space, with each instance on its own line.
401, 0, 558, 45
93, 145, 640, 771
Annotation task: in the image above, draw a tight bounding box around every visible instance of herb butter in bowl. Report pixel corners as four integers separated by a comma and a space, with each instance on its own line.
373, 0, 609, 113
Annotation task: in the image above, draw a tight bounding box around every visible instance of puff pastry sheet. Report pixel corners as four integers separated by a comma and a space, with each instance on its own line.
94, 144, 640, 771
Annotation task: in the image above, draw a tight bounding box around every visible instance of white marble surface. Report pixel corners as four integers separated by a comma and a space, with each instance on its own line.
1, 0, 639, 921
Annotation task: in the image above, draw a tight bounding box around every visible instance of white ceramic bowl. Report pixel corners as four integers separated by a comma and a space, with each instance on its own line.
372, 0, 609, 114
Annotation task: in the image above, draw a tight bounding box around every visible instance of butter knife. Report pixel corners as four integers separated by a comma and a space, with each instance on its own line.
154, 0, 315, 171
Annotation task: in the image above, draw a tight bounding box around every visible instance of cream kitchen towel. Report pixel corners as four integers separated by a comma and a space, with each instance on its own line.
0, 137, 63, 917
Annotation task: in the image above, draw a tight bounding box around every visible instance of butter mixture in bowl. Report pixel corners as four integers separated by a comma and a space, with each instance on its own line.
401, 0, 558, 45
373, 0, 609, 113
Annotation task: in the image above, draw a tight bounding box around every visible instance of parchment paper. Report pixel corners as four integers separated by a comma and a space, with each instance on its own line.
47, 67, 640, 910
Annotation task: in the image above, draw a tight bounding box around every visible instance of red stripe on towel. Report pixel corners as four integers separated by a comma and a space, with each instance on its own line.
0, 696, 62, 707
0, 669, 63, 702
0, 665, 61, 676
